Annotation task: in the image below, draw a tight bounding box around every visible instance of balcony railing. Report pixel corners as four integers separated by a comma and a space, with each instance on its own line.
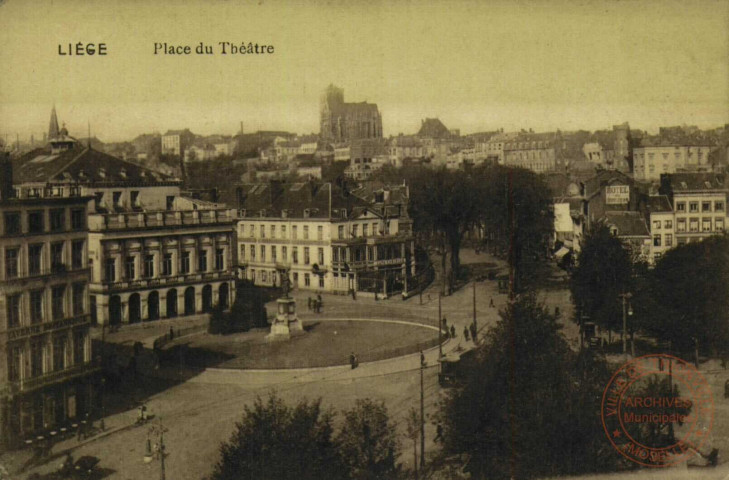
89, 209, 235, 231
5, 313, 91, 340
11, 362, 100, 394
99, 270, 233, 291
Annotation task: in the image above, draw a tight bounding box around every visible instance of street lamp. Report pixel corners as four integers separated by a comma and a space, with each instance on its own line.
619, 292, 633, 356
146, 418, 168, 480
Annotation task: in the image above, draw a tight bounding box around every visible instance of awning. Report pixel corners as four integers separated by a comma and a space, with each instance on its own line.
554, 246, 570, 261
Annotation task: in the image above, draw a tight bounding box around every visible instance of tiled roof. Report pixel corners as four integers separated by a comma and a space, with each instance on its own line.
417, 118, 451, 139
601, 211, 650, 238
664, 173, 726, 192
13, 145, 176, 185
644, 195, 673, 213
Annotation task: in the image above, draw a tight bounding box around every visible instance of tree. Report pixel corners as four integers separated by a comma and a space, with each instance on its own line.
571, 224, 634, 339
439, 296, 617, 479
208, 393, 343, 480
337, 399, 400, 480
404, 407, 420, 478
643, 235, 729, 355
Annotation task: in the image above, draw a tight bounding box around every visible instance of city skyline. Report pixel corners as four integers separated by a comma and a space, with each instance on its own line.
1, 0, 727, 142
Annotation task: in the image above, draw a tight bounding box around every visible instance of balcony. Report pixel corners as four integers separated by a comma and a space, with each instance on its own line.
10, 362, 100, 395
89, 208, 235, 231
5, 314, 91, 341
99, 270, 233, 291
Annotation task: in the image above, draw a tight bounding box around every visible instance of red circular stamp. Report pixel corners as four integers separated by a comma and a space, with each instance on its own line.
600, 354, 714, 467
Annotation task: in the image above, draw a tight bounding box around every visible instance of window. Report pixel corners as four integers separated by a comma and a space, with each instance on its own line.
52, 285, 65, 320
181, 251, 190, 274
689, 202, 698, 213
131, 191, 140, 208
363, 224, 369, 237
51, 242, 64, 272
304, 273, 310, 287
240, 245, 246, 261
73, 283, 84, 315
318, 247, 324, 265
198, 250, 208, 272
653, 235, 661, 247
215, 248, 225, 270
113, 191, 122, 207
250, 245, 256, 261
53, 335, 66, 372
271, 225, 276, 238
292, 247, 298, 264
162, 254, 173, 276
28, 211, 44, 234
260, 245, 266, 262
5, 248, 19, 279
333, 248, 339, 263
319, 276, 325, 288
715, 201, 724, 212
29, 244, 43, 275
125, 256, 136, 279
260, 225, 265, 238
105, 258, 116, 281
281, 225, 287, 238
6, 294, 21, 328
338, 226, 344, 239
689, 218, 699, 232
716, 218, 725, 231
702, 201, 712, 212
352, 225, 358, 237
653, 220, 661, 230
676, 219, 686, 232
72, 240, 84, 269
249, 225, 254, 238
31, 341, 43, 377
165, 196, 174, 211
282, 246, 288, 261
73, 330, 86, 364
50, 208, 65, 231
293, 272, 298, 285
665, 220, 673, 229
261, 271, 267, 282
702, 219, 712, 232
8, 346, 21, 381
4, 212, 20, 235
317, 226, 323, 240
271, 246, 277, 262
665, 234, 673, 247
292, 226, 298, 239
373, 223, 378, 235
144, 255, 154, 278
30, 290, 43, 324
303, 226, 309, 240
304, 247, 310, 265
676, 202, 685, 212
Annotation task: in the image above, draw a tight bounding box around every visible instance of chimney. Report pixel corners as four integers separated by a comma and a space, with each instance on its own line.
0, 154, 14, 201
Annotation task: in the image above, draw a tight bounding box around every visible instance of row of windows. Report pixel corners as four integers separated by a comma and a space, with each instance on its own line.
249, 269, 323, 288
675, 217, 725, 233
104, 249, 226, 281
4, 240, 85, 280
243, 222, 392, 241
675, 201, 724, 213
7, 331, 88, 382
652, 219, 673, 230
241, 244, 323, 266
3, 208, 85, 236
653, 234, 673, 248
5, 283, 86, 329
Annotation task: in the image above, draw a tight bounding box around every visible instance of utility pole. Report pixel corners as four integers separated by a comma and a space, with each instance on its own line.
619, 292, 633, 356
420, 356, 425, 469
472, 281, 477, 332
438, 293, 442, 360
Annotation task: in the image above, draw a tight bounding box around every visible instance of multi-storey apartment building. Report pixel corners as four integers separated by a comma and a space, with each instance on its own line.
503, 140, 556, 173
161, 129, 195, 156
659, 173, 727, 246
0, 164, 96, 448
236, 181, 415, 297
633, 142, 714, 181
13, 113, 236, 327
643, 195, 674, 263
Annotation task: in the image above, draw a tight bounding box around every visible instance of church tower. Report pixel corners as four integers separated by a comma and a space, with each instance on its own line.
48, 106, 60, 140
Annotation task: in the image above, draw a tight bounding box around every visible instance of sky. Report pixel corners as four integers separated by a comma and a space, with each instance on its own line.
0, 0, 728, 143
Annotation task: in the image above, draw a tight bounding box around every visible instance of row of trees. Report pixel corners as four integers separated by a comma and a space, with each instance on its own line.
207, 396, 399, 480
390, 165, 553, 294
572, 227, 729, 355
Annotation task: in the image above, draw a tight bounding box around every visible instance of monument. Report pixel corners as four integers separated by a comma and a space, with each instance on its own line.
266, 268, 304, 341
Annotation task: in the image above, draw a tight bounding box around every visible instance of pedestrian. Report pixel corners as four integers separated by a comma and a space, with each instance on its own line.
489, 298, 495, 308
317, 294, 322, 307
350, 352, 356, 370
450, 325, 456, 339
470, 323, 477, 343
420, 350, 426, 367
442, 316, 448, 330
169, 326, 174, 340
154, 442, 160, 460
434, 423, 443, 443
308, 297, 312, 310
463, 326, 470, 341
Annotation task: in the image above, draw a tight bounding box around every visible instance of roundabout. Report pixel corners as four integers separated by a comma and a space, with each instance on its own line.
173, 318, 443, 370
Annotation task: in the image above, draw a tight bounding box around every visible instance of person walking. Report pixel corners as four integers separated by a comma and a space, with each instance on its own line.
307, 297, 312, 310
463, 326, 470, 341
489, 297, 495, 308
442, 316, 448, 331
470, 323, 477, 343
450, 325, 456, 339
434, 424, 444, 443
350, 352, 356, 370
420, 350, 426, 367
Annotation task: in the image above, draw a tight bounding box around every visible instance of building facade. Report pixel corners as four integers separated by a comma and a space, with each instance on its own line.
161, 129, 195, 156
503, 140, 556, 173
0, 182, 96, 448
633, 144, 714, 181
319, 85, 383, 143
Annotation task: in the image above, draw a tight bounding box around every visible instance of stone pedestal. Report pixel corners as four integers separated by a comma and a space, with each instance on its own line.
266, 296, 304, 342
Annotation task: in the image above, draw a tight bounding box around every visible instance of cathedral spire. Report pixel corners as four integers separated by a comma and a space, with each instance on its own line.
48, 105, 60, 140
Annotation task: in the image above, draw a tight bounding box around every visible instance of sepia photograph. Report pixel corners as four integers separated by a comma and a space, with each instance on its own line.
0, 0, 728, 478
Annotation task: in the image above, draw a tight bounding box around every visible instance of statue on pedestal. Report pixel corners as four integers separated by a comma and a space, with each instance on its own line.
266, 268, 303, 341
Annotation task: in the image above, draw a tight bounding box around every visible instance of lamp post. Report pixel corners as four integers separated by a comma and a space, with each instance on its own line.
619, 292, 633, 356
147, 418, 168, 480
